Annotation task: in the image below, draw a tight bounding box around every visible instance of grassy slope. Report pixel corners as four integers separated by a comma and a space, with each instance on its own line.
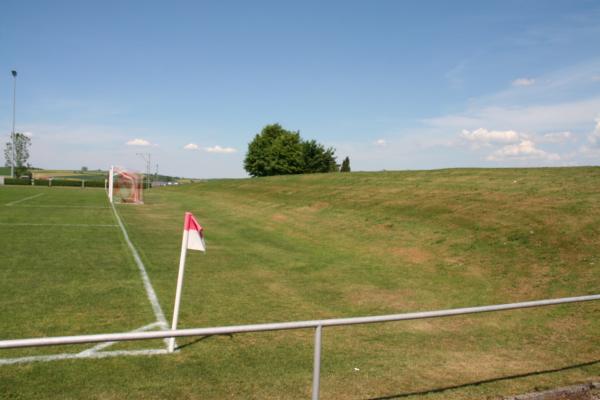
1, 167, 599, 399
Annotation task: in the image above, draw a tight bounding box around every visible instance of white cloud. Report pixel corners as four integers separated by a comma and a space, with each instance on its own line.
577, 120, 600, 156
512, 78, 535, 87
457, 127, 566, 163
23, 132, 33, 138
588, 120, 600, 145
487, 140, 560, 161
205, 145, 237, 154
460, 128, 522, 144
375, 139, 387, 146
126, 138, 152, 146
592, 75, 600, 82
425, 60, 600, 140
183, 143, 199, 150
425, 97, 600, 133
540, 131, 572, 143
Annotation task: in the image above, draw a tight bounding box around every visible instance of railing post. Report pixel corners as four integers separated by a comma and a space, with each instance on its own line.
312, 325, 322, 400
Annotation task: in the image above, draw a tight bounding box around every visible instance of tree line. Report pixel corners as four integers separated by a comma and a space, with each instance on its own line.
4, 125, 348, 179
244, 124, 350, 177
3, 133, 31, 177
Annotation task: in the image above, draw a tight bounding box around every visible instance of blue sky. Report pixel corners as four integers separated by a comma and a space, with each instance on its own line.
1, 0, 599, 178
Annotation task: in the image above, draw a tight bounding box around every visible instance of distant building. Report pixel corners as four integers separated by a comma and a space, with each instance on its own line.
152, 181, 169, 187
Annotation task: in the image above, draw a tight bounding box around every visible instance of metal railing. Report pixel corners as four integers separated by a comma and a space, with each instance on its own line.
1, 294, 599, 399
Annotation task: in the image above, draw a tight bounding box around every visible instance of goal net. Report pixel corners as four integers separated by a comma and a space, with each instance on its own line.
107, 166, 144, 204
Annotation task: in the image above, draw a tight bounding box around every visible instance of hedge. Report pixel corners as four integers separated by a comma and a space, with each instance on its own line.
49, 179, 81, 187
84, 180, 105, 188
3, 178, 30, 185
1, 178, 152, 189
2, 178, 106, 188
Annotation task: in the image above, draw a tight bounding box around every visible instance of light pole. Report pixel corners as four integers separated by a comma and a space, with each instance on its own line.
10, 70, 17, 178
136, 152, 151, 189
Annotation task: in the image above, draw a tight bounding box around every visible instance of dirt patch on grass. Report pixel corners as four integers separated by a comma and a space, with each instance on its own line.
271, 213, 288, 222
441, 350, 543, 382
311, 201, 329, 210
390, 246, 432, 264
545, 315, 591, 341
506, 263, 553, 300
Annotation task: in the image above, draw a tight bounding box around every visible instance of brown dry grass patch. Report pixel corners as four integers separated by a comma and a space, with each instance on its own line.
271, 213, 288, 222
390, 246, 432, 264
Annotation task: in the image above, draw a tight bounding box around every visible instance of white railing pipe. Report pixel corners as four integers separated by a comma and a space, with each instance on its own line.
0, 294, 598, 350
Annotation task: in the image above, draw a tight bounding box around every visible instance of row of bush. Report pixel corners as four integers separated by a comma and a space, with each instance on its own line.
3, 178, 106, 188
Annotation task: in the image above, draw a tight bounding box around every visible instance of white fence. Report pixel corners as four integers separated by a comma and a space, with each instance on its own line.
1, 294, 599, 399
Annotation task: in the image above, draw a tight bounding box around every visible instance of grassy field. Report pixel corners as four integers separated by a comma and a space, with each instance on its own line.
0, 167, 103, 179
0, 167, 599, 399
31, 169, 107, 181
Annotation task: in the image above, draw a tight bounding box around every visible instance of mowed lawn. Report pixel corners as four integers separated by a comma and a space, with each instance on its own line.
0, 186, 161, 359
1, 167, 599, 399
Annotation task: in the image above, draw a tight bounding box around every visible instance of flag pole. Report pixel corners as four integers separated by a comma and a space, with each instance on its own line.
168, 228, 189, 353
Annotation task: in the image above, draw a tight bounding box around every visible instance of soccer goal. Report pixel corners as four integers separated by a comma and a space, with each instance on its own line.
107, 166, 144, 204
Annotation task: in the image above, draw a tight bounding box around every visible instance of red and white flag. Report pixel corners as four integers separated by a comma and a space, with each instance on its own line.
169, 211, 206, 352
184, 212, 206, 252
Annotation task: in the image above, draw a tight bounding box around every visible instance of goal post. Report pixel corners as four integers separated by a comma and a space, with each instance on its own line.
107, 166, 144, 204
108, 166, 114, 203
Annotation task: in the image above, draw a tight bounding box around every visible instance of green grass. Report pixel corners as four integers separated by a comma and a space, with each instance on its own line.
32, 169, 108, 181
0, 186, 160, 359
0, 167, 599, 399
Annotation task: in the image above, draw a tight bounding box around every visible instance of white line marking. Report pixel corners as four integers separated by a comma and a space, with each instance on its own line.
4, 205, 109, 209
0, 202, 175, 366
0, 349, 169, 366
5, 193, 45, 206
77, 322, 162, 356
0, 322, 168, 366
110, 203, 171, 348
0, 223, 118, 228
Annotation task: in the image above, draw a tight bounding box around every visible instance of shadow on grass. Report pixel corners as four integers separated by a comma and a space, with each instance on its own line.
175, 334, 234, 351
367, 359, 600, 400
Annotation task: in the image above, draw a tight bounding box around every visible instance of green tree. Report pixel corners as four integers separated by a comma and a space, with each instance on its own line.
244, 124, 304, 177
301, 140, 338, 173
340, 156, 351, 172
4, 133, 31, 177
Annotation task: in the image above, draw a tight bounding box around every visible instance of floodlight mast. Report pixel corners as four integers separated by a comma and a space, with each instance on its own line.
10, 70, 17, 179
136, 152, 151, 189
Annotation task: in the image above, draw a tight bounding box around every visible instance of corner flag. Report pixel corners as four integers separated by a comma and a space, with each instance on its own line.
169, 211, 206, 352
184, 212, 206, 252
